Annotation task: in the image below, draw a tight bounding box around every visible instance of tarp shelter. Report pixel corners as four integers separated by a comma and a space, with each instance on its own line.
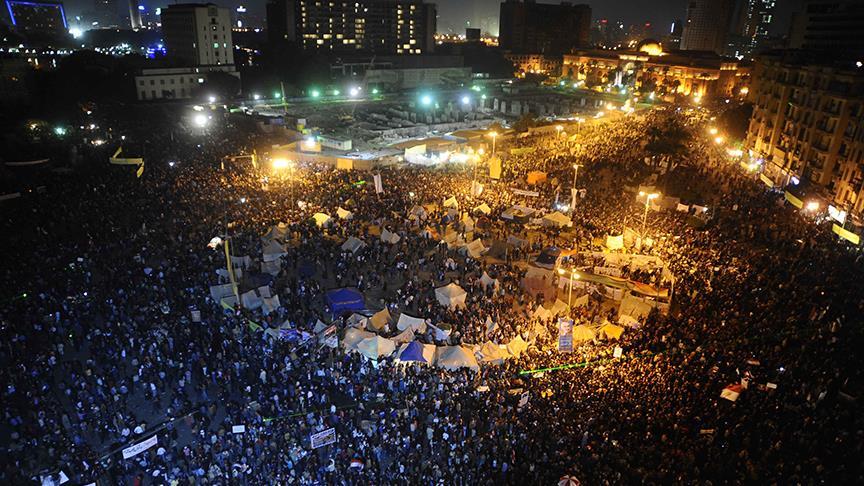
262, 240, 287, 262
346, 313, 368, 328
600, 323, 624, 340
397, 313, 427, 333
526, 171, 547, 185
572, 325, 596, 342
506, 335, 529, 357
606, 235, 624, 250
342, 328, 375, 350
436, 346, 480, 371
476, 341, 508, 364
542, 211, 572, 228
326, 287, 365, 313
210, 283, 236, 302
356, 336, 396, 360
369, 308, 391, 332
312, 212, 332, 227
533, 305, 554, 321
397, 341, 436, 364
341, 237, 366, 254
261, 223, 289, 242
409, 205, 428, 220
435, 283, 468, 308
443, 196, 459, 209
501, 205, 536, 223
464, 239, 487, 259
549, 299, 569, 316
534, 247, 561, 269
473, 203, 491, 215
618, 293, 654, 320
336, 207, 354, 220
381, 229, 401, 244
391, 327, 415, 343
480, 272, 499, 289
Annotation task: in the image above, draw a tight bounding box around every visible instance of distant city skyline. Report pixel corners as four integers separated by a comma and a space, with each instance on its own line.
55, 0, 797, 39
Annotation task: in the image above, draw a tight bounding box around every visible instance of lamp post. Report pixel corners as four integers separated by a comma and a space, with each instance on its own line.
488, 131, 498, 155
639, 191, 660, 236
557, 267, 581, 308
571, 163, 582, 212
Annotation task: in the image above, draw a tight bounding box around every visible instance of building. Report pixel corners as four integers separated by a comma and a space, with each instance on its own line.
498, 0, 591, 55
662, 19, 683, 50
329, 55, 471, 90
128, 0, 142, 29
507, 53, 561, 78
725, 0, 775, 58
160, 3, 234, 67
265, 0, 436, 55
465, 28, 481, 42
562, 40, 749, 100
744, 52, 864, 217
680, 0, 735, 55
93, 0, 118, 27
789, 0, 864, 58
4, 0, 68, 40
134, 65, 239, 100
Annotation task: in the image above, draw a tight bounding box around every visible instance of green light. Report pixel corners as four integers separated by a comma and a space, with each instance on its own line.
481, 94, 487, 100
420, 94, 433, 106
310, 90, 320, 98
471, 85, 481, 92
559, 80, 565, 86
54, 127, 66, 136
332, 89, 340, 96
372, 88, 379, 95
274, 92, 281, 98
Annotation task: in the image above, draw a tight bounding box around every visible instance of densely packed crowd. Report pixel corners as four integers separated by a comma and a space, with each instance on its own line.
1, 106, 862, 485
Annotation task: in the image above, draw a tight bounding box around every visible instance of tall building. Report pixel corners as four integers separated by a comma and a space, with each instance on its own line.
498, 0, 591, 55
266, 0, 436, 54
93, 0, 118, 27
160, 3, 234, 66
680, 0, 735, 55
662, 19, 683, 50
4, 0, 68, 40
128, 0, 142, 29
745, 52, 864, 217
726, 0, 775, 58
789, 0, 864, 57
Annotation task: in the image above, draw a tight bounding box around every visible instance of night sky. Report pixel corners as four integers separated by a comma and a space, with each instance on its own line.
63, 0, 799, 38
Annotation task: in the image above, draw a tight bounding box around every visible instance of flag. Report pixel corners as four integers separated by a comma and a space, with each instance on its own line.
136, 164, 144, 178
373, 173, 384, 194
471, 180, 484, 197
488, 157, 501, 179
720, 384, 742, 402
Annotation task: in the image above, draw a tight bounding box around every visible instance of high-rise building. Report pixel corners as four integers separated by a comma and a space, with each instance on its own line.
498, 0, 591, 55
160, 3, 234, 66
128, 0, 142, 29
4, 0, 68, 40
680, 0, 735, 55
726, 0, 775, 58
662, 19, 683, 49
93, 0, 118, 27
789, 0, 864, 58
266, 0, 436, 54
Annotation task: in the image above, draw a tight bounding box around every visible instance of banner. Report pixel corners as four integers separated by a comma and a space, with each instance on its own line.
310, 427, 337, 449
471, 180, 484, 197
509, 147, 535, 156
488, 157, 502, 180
5, 159, 50, 167
832, 224, 860, 245
373, 173, 384, 194
510, 188, 539, 197
759, 173, 774, 188
784, 191, 803, 209
557, 318, 573, 353
122, 434, 158, 459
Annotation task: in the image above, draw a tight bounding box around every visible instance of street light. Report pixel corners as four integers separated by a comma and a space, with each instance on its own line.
571, 163, 583, 211
709, 127, 718, 135
272, 158, 290, 170
488, 131, 498, 155
805, 201, 820, 211
253, 93, 261, 100
557, 268, 581, 308
555, 125, 564, 137
193, 114, 208, 127
638, 191, 660, 236
714, 136, 725, 144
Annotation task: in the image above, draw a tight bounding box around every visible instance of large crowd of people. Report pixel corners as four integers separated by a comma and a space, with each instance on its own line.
1, 105, 862, 485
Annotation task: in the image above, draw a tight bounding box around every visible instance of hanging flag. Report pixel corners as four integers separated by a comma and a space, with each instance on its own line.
471, 180, 484, 196
720, 384, 742, 402
488, 157, 502, 179
136, 164, 145, 178
373, 173, 384, 194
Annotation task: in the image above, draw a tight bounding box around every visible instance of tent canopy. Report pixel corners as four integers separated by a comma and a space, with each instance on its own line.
464, 239, 487, 259
392, 327, 415, 343
572, 324, 596, 342
336, 207, 354, 220
507, 335, 529, 357
542, 211, 572, 228
480, 272, 499, 289
312, 212, 332, 227
356, 336, 396, 359
341, 236, 366, 254
326, 287, 365, 313
527, 171, 547, 185
397, 313, 427, 333
443, 196, 459, 208
398, 341, 436, 364
600, 323, 625, 340
342, 328, 375, 350
436, 346, 479, 371
473, 203, 491, 215
369, 307, 391, 331
381, 229, 401, 244
435, 283, 467, 308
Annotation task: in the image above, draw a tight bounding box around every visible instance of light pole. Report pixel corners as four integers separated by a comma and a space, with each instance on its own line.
571, 163, 582, 212
639, 191, 660, 236
555, 125, 564, 138
488, 131, 498, 155
557, 267, 581, 308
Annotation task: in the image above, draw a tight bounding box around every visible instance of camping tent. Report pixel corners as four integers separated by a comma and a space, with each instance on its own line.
312, 212, 332, 227
436, 346, 480, 371
473, 203, 491, 215
355, 336, 396, 360
464, 239, 487, 259
443, 196, 459, 209
542, 211, 572, 228
507, 335, 529, 357
526, 171, 547, 185
476, 341, 508, 364
572, 325, 596, 342
341, 237, 366, 254
342, 328, 375, 350
369, 308, 391, 332
435, 283, 467, 308
600, 323, 624, 340
397, 341, 436, 364
261, 223, 289, 242
262, 240, 287, 262
336, 207, 354, 220
381, 229, 401, 244
326, 288, 365, 313
480, 272, 499, 289
397, 313, 427, 333
391, 327, 415, 343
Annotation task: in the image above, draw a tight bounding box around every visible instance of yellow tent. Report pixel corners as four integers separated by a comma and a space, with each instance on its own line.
600, 323, 624, 340
572, 325, 596, 342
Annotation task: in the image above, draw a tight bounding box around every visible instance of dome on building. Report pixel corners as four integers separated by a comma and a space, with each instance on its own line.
637, 39, 663, 56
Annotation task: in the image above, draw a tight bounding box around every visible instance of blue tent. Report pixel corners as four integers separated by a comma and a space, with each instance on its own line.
326, 288, 365, 314
399, 341, 427, 363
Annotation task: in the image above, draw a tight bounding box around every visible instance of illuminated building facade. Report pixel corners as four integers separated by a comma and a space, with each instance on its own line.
744, 52, 864, 217
4, 0, 68, 40
562, 41, 749, 100
507, 53, 562, 78
160, 3, 235, 66
498, 0, 591, 55
266, 0, 436, 54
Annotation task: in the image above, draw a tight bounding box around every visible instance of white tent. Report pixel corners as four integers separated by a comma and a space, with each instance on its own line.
312, 212, 332, 227
473, 203, 492, 215
262, 295, 280, 315
605, 234, 624, 250
542, 211, 572, 228
428, 322, 453, 341
443, 196, 459, 209
475, 341, 510, 364
436, 346, 480, 371
501, 205, 536, 221
261, 223, 289, 242
618, 314, 641, 328
549, 299, 569, 317
381, 229, 401, 244
532, 305, 554, 321
336, 207, 354, 220
355, 336, 396, 360
369, 308, 391, 332
397, 342, 437, 364
461, 214, 475, 233
313, 319, 328, 334
479, 272, 499, 289
443, 230, 465, 249
342, 328, 375, 350
262, 240, 287, 262
209, 283, 236, 302
435, 283, 467, 308
618, 293, 654, 320
230, 255, 254, 269
391, 327, 415, 343
346, 313, 368, 329
464, 239, 487, 259
506, 335, 529, 357
216, 267, 242, 280
341, 237, 366, 254
240, 290, 263, 310
397, 313, 427, 333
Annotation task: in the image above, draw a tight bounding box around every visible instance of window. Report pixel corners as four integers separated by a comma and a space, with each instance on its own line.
138, 80, 144, 86
151, 90, 156, 98
160, 79, 165, 85
140, 91, 146, 99
150, 80, 155, 85
213, 43, 219, 48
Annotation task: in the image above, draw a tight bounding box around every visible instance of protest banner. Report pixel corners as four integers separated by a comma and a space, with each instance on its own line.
122, 434, 158, 459
310, 427, 337, 449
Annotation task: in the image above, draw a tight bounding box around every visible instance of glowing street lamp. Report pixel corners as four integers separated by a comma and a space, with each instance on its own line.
349, 87, 360, 97
557, 267, 581, 308
274, 92, 281, 99
639, 191, 660, 236
420, 94, 433, 106
488, 131, 498, 155
272, 158, 290, 170
805, 201, 820, 212
208, 95, 216, 103
253, 93, 261, 100
708, 127, 718, 135
714, 136, 725, 144
193, 114, 208, 127
310, 89, 321, 98
461, 95, 471, 106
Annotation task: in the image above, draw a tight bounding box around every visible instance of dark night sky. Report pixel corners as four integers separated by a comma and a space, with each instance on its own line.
64, 0, 799, 38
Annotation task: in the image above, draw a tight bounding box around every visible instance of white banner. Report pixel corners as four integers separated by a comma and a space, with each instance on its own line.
310, 427, 337, 449
373, 173, 384, 194
122, 434, 158, 459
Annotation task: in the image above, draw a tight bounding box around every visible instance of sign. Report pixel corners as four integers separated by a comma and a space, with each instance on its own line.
828, 205, 847, 224
373, 173, 384, 194
759, 173, 774, 188
510, 188, 539, 197
488, 156, 502, 179
122, 434, 158, 459
613, 346, 623, 358
557, 317, 573, 353
832, 224, 860, 245
310, 427, 337, 449
784, 191, 803, 209
232, 425, 246, 434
